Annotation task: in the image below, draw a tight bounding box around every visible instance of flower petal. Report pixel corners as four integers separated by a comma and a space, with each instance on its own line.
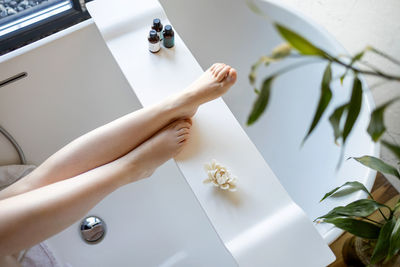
203, 160, 238, 192
203, 178, 212, 184
220, 184, 229, 190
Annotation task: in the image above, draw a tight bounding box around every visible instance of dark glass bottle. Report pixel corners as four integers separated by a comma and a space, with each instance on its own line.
148, 30, 160, 53
162, 25, 175, 48
151, 18, 163, 39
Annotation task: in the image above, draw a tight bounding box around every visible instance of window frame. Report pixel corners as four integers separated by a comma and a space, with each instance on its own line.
0, 0, 93, 55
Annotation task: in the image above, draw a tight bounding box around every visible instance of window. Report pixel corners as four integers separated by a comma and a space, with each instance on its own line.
0, 0, 92, 55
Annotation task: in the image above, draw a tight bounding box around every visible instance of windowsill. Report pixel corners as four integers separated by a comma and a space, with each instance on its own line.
0, 18, 94, 62
0, 1, 92, 56
0, 1, 73, 37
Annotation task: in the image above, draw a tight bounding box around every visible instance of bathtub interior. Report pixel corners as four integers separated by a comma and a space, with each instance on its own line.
159, 0, 377, 240
0, 23, 236, 266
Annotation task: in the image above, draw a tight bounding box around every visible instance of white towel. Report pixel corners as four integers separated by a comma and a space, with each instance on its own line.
0, 165, 63, 267
0, 164, 36, 191
20, 242, 62, 267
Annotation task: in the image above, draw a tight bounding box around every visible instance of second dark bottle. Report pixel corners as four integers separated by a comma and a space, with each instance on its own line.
162, 25, 175, 48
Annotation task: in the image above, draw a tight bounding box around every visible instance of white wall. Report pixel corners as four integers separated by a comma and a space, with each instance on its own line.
281, 0, 400, 190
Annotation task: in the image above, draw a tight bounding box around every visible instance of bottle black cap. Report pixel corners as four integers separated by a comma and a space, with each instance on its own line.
164, 25, 173, 33
149, 30, 157, 38
153, 18, 161, 27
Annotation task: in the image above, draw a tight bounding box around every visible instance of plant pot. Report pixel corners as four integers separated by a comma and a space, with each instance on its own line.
342, 236, 400, 266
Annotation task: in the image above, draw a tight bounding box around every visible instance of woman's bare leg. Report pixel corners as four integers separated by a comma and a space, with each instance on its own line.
0, 64, 237, 200
0, 119, 191, 257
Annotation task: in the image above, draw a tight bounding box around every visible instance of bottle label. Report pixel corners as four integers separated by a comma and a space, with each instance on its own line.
149, 41, 160, 53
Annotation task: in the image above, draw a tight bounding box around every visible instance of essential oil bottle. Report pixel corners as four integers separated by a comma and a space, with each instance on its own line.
162, 25, 175, 48
151, 18, 163, 39
148, 30, 160, 53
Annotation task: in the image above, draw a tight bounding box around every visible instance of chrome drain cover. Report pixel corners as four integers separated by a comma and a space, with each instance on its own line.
80, 216, 106, 244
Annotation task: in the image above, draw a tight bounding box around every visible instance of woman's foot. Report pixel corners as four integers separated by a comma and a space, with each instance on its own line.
119, 119, 192, 183
171, 63, 237, 118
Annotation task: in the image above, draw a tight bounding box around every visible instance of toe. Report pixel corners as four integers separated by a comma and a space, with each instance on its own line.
177, 128, 190, 136
168, 119, 183, 129
177, 134, 188, 143
210, 63, 220, 72
175, 121, 192, 130
216, 65, 231, 82
166, 120, 190, 133
224, 68, 237, 85
213, 64, 225, 77
178, 140, 186, 146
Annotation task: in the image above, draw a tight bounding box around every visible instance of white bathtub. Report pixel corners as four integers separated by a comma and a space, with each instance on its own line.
0, 0, 377, 266
0, 21, 236, 266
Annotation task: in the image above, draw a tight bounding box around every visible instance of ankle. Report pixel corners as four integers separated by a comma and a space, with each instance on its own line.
163, 92, 194, 119
115, 154, 153, 185
160, 95, 181, 117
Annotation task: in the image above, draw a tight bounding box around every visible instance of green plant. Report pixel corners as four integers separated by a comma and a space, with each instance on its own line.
316, 152, 400, 264
246, 1, 400, 160
246, 0, 400, 264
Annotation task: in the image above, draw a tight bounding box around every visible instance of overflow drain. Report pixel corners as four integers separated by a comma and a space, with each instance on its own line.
80, 216, 106, 244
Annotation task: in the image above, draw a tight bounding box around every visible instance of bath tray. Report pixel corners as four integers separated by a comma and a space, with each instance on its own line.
86, 0, 335, 266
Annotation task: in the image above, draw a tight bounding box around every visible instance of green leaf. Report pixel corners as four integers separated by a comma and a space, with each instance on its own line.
329, 103, 348, 144
247, 77, 274, 125
367, 98, 400, 142
249, 60, 262, 85
339, 74, 346, 85
274, 23, 325, 56
343, 77, 363, 143
315, 209, 342, 221
303, 63, 333, 143
249, 47, 291, 86
320, 181, 371, 202
317, 199, 385, 221
323, 217, 381, 239
394, 199, 400, 214
353, 156, 400, 179
340, 51, 365, 85
352, 51, 365, 62
367, 106, 387, 142
371, 217, 396, 264
245, 0, 265, 17
382, 140, 400, 160
336, 199, 385, 217
249, 72, 256, 85
249, 59, 263, 85
317, 199, 386, 219
271, 43, 292, 59
388, 217, 400, 261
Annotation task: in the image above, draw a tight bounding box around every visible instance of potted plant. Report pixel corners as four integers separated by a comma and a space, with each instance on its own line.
245, 1, 400, 265
316, 151, 400, 265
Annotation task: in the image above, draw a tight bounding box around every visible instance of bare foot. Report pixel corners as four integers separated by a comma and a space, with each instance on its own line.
119, 119, 192, 183
171, 63, 237, 118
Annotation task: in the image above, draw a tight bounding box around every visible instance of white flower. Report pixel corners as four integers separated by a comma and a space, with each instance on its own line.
203, 159, 237, 192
